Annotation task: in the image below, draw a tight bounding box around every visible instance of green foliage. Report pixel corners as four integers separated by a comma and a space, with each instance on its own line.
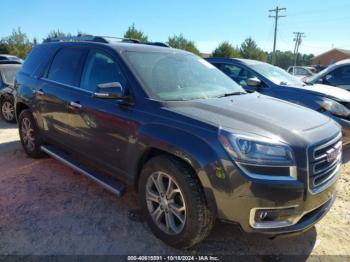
46, 29, 72, 39
124, 24, 148, 42
299, 53, 315, 66
267, 51, 315, 69
211, 41, 241, 58
267, 50, 294, 69
240, 37, 267, 62
167, 34, 201, 56
0, 28, 33, 59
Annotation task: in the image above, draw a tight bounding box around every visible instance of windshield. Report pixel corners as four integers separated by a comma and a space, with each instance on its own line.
1, 67, 19, 84
307, 67, 330, 83
123, 51, 245, 101
251, 63, 305, 86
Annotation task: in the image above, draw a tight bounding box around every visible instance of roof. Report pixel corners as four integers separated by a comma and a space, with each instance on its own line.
334, 58, 350, 65
40, 40, 188, 55
312, 48, 350, 61
206, 57, 267, 65
0, 63, 21, 69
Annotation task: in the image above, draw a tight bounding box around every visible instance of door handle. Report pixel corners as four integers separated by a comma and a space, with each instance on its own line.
36, 89, 44, 95
69, 101, 82, 109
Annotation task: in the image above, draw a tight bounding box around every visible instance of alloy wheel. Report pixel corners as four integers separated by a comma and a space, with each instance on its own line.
146, 171, 187, 235
1, 101, 14, 121
21, 117, 35, 152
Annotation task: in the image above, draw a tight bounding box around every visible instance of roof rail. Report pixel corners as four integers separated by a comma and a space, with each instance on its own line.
42, 34, 169, 48
43, 35, 109, 43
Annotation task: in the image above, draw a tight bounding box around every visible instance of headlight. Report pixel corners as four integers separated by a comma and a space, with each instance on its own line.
320, 100, 350, 118
219, 132, 294, 166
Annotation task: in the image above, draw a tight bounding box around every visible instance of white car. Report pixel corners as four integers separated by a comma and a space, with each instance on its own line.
287, 66, 316, 80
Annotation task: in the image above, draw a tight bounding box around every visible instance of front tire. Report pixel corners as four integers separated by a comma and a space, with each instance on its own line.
18, 109, 45, 158
1, 96, 16, 123
139, 155, 214, 249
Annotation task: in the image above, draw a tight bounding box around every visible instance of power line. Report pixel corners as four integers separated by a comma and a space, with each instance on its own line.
269, 6, 286, 65
293, 32, 305, 66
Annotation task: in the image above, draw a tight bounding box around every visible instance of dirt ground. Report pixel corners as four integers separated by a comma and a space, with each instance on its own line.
0, 120, 349, 258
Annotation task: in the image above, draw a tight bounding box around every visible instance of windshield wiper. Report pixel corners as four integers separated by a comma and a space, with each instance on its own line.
217, 91, 247, 98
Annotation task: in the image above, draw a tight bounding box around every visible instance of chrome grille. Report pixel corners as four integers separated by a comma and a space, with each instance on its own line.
309, 134, 342, 193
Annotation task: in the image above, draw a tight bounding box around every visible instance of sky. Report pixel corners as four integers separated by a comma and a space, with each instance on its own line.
1, 0, 350, 56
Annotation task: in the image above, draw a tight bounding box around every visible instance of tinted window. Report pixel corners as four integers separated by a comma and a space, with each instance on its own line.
21, 45, 52, 76
47, 48, 86, 86
326, 65, 350, 85
81, 51, 126, 92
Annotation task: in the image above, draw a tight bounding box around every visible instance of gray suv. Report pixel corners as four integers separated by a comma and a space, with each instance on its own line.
14, 36, 342, 248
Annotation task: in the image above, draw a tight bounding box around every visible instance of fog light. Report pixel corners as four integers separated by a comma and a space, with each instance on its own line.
250, 206, 300, 229
258, 211, 269, 220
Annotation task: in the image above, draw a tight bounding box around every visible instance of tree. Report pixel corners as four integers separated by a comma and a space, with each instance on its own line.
268, 50, 294, 69
0, 28, 33, 59
124, 24, 148, 42
46, 29, 71, 39
212, 41, 241, 58
167, 34, 201, 55
240, 37, 267, 62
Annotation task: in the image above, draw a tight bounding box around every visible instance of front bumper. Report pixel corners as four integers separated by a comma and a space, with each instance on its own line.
214, 161, 338, 235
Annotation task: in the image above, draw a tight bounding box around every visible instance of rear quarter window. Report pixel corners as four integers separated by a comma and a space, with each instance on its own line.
21, 45, 54, 77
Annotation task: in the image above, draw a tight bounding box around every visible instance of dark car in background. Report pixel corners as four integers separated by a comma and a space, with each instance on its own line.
207, 58, 350, 145
15, 36, 341, 248
306, 59, 350, 91
0, 63, 21, 122
0, 54, 23, 64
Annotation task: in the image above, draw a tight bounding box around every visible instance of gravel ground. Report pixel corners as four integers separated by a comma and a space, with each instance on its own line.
0, 120, 349, 258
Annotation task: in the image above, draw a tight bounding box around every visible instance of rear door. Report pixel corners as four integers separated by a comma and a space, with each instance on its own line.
65, 48, 135, 176
38, 47, 88, 148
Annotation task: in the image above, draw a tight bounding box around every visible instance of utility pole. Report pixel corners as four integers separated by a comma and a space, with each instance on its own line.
269, 6, 286, 65
293, 32, 305, 67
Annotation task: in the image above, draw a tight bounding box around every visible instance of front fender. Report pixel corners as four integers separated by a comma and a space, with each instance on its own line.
135, 123, 222, 216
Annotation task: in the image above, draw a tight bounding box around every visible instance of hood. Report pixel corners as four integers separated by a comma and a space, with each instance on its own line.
165, 93, 336, 145
285, 83, 350, 102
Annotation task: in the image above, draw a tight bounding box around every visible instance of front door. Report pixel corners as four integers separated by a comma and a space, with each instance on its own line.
66, 49, 135, 176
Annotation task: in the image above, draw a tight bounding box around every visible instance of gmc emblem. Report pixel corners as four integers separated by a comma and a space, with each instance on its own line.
326, 148, 340, 163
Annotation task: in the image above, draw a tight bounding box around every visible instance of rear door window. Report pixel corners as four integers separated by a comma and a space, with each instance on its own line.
47, 47, 87, 86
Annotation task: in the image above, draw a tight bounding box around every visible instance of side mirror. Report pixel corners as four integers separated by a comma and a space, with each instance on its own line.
247, 77, 261, 88
93, 82, 126, 99
317, 78, 324, 84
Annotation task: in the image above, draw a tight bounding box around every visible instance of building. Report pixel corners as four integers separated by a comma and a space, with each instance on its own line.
312, 48, 350, 67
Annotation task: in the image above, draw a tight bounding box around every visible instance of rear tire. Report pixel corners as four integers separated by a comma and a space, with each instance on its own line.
18, 109, 45, 158
1, 96, 16, 123
139, 155, 214, 249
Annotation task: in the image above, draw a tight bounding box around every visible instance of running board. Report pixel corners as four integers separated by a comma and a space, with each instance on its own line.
40, 145, 125, 197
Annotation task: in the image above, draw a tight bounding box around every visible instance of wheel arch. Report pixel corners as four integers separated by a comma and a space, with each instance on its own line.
133, 124, 220, 217
15, 101, 30, 121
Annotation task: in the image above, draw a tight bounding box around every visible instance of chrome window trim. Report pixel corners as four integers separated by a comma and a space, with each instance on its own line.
41, 77, 94, 95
